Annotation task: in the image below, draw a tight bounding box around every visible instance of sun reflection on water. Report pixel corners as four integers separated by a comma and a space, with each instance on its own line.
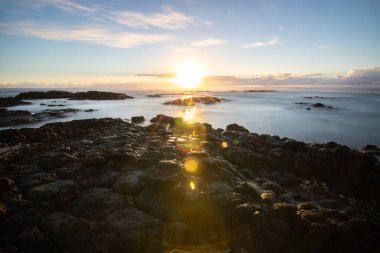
183, 107, 196, 123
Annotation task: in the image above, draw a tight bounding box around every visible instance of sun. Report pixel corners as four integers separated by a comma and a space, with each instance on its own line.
174, 60, 205, 89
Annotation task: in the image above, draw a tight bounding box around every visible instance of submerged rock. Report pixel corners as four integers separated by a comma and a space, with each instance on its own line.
312, 102, 333, 109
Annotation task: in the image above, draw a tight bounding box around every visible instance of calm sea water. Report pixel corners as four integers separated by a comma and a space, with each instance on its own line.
1, 88, 380, 149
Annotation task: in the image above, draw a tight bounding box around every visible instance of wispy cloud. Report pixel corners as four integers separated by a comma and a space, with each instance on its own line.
169, 46, 196, 54
1, 1, 212, 48
110, 7, 210, 30
136, 73, 175, 78
192, 38, 226, 47
0, 21, 171, 48
32, 0, 98, 13
319, 44, 338, 49
243, 37, 279, 48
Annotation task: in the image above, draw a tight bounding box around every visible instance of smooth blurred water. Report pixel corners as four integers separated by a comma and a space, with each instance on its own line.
1, 89, 380, 148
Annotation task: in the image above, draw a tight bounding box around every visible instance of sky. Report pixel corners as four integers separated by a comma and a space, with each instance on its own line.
0, 0, 380, 90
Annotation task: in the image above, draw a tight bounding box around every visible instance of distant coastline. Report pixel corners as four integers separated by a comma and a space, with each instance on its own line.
243, 89, 278, 92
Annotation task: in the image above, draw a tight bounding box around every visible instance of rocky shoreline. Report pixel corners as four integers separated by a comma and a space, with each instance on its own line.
0, 90, 135, 127
0, 115, 379, 253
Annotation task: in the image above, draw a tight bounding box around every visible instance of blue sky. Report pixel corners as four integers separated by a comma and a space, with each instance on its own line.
0, 0, 379, 88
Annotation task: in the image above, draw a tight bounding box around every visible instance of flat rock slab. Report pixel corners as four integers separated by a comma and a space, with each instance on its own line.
69, 187, 126, 220
27, 180, 80, 204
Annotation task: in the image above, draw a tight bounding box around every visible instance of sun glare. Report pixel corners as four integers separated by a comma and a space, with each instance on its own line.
174, 60, 205, 89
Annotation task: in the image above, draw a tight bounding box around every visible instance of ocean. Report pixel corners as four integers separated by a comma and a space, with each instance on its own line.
1, 88, 380, 149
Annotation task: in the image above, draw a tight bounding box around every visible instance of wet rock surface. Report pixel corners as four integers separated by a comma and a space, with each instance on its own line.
0, 116, 379, 253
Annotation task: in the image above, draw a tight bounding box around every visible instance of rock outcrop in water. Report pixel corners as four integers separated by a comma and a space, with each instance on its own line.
164, 96, 224, 106
244, 90, 277, 92
0, 116, 379, 252
0, 97, 31, 107
0, 108, 80, 127
295, 102, 334, 110
15, 90, 133, 100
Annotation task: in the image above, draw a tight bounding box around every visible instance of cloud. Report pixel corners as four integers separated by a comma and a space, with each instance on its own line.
11, 1, 211, 30
342, 67, 380, 85
192, 38, 226, 47
243, 37, 279, 48
203, 67, 380, 87
168, 46, 196, 54
136, 73, 175, 78
0, 21, 171, 48
31, 0, 98, 13
0, 1, 212, 49
319, 44, 338, 49
110, 7, 209, 30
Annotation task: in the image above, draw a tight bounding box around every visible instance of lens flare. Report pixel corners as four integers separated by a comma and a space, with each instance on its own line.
184, 159, 198, 173
189, 181, 196, 190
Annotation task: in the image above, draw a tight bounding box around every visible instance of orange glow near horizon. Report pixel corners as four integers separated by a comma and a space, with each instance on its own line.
174, 60, 205, 89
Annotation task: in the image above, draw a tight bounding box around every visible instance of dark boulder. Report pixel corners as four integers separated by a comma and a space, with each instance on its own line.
131, 116, 145, 124
361, 144, 380, 156
226, 123, 249, 133
150, 114, 183, 127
